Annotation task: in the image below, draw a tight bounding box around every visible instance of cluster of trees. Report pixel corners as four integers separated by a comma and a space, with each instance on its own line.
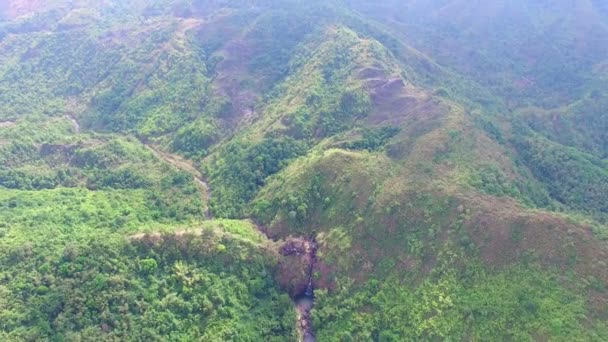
515, 135, 608, 222
0, 169, 78, 190
281, 87, 371, 140
252, 172, 326, 231
0, 227, 295, 341
205, 136, 306, 218
172, 117, 221, 158
245, 6, 320, 84
522, 94, 608, 160
0, 1, 218, 149
0, 124, 206, 225
90, 34, 211, 135
313, 267, 605, 341
0, 134, 175, 189
343, 126, 400, 151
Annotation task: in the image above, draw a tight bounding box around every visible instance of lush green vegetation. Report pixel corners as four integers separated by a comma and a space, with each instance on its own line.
0, 116, 291, 340
0, 114, 293, 339
514, 131, 608, 222
314, 267, 606, 341
205, 136, 307, 218
0, 217, 295, 341
342, 126, 400, 152
1, 0, 607, 340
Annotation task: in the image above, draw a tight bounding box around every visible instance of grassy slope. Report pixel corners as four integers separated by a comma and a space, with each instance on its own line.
245, 22, 608, 339
253, 147, 608, 340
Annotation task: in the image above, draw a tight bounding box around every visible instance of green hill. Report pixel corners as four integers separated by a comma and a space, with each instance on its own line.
0, 0, 607, 340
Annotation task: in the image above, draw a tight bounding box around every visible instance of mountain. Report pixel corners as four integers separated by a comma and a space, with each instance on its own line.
0, 0, 606, 341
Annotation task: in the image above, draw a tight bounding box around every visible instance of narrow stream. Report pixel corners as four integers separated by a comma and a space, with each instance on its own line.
65, 114, 80, 133
294, 239, 317, 342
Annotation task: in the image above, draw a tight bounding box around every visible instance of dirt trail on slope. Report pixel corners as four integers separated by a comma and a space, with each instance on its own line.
61, 113, 212, 218
139, 139, 212, 219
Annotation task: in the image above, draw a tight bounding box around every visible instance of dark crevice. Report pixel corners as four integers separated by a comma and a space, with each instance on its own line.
276, 235, 318, 341
294, 237, 317, 342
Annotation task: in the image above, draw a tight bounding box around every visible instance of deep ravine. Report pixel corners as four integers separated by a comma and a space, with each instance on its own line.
136, 139, 318, 340
295, 238, 317, 342
278, 237, 318, 341
138, 138, 213, 219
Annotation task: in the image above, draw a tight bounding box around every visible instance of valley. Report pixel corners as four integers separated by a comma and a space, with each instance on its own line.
139, 140, 321, 341
139, 139, 213, 219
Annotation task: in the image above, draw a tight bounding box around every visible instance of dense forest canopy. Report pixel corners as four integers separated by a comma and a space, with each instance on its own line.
0, 0, 607, 341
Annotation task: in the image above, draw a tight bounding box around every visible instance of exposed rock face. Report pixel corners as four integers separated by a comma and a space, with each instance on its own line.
276, 237, 318, 342
276, 238, 317, 298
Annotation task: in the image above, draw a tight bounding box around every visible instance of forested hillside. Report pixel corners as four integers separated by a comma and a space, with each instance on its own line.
0, 0, 607, 341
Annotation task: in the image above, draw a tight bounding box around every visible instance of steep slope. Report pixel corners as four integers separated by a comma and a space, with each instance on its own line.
245, 26, 608, 339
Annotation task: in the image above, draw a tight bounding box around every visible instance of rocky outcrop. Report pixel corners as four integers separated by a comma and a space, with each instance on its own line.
276, 237, 318, 342
276, 238, 317, 298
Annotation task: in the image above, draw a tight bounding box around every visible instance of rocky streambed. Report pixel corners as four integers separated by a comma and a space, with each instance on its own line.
278, 238, 318, 342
